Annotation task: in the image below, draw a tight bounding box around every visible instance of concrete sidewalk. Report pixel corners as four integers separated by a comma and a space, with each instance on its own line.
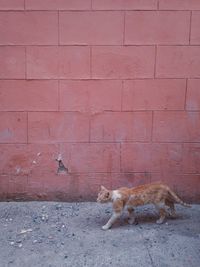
0, 202, 199, 267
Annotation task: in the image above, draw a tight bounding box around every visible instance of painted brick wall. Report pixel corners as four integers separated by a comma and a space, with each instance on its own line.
0, 0, 200, 202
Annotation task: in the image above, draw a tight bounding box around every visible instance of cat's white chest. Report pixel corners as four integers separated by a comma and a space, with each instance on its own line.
112, 190, 121, 201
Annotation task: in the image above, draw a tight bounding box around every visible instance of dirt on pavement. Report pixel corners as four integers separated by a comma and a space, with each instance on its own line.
0, 202, 200, 267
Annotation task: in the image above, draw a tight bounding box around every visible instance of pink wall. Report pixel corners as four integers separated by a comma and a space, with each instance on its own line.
0, 0, 200, 202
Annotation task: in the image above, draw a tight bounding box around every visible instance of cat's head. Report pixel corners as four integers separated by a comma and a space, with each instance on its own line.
97, 186, 111, 203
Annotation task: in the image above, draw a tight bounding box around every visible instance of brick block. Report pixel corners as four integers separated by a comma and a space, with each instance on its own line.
153, 111, 200, 142
0, 11, 58, 45
0, 144, 60, 176
60, 11, 123, 45
29, 172, 71, 194
121, 143, 183, 173
27, 46, 90, 79
156, 46, 200, 78
0, 0, 24, 10
8, 175, 28, 194
183, 143, 200, 174
76, 172, 113, 199
159, 0, 200, 10
122, 79, 186, 110
26, 0, 91, 10
111, 173, 151, 189
90, 112, 152, 142
60, 80, 122, 112
60, 143, 120, 172
0, 112, 27, 143
125, 11, 190, 45
191, 11, 200, 44
92, 0, 157, 10
0, 47, 25, 79
0, 80, 58, 111
186, 79, 200, 110
28, 112, 90, 143
0, 175, 9, 198
92, 46, 155, 79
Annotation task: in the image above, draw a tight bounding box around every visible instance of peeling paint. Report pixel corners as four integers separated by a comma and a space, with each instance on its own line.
56, 155, 68, 174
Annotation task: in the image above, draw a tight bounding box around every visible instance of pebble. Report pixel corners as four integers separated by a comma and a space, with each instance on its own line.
19, 229, 33, 234
55, 204, 62, 210
18, 244, 22, 248
41, 214, 49, 222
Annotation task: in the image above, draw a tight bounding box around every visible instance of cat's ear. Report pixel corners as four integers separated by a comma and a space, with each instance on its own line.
100, 185, 107, 191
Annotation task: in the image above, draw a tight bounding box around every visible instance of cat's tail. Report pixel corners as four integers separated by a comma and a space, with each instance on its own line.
168, 189, 191, 208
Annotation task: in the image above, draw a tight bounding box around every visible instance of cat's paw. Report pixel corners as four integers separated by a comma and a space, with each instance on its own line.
102, 225, 110, 230
156, 218, 165, 224
128, 218, 135, 225
128, 218, 138, 225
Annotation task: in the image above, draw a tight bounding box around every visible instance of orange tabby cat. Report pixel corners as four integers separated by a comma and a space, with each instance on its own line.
97, 183, 190, 230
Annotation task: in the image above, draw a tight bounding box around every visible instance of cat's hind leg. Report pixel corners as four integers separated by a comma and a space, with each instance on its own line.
165, 199, 176, 218
127, 206, 136, 225
155, 204, 167, 224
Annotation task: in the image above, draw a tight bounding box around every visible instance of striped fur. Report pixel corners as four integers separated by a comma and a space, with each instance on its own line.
97, 183, 190, 230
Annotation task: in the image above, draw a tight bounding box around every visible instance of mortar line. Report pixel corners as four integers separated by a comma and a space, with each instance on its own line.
157, 0, 159, 10
90, 46, 92, 79
1, 9, 200, 12
89, 114, 91, 143
58, 11, 60, 45
184, 78, 188, 110
119, 142, 122, 173
27, 111, 29, 144
58, 79, 60, 111
151, 111, 154, 142
189, 11, 192, 44
121, 80, 124, 111
123, 11, 126, 45
154, 45, 157, 78
1, 44, 200, 47
25, 46, 27, 79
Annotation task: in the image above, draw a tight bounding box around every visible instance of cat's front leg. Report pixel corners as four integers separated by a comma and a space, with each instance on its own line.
102, 212, 121, 230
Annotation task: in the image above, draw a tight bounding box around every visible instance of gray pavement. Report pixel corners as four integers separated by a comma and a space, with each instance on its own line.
0, 202, 199, 267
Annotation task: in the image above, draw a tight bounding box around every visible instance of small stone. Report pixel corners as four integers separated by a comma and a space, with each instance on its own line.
19, 228, 33, 234
41, 214, 48, 222
55, 204, 62, 210
18, 244, 22, 248
10, 242, 14, 246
